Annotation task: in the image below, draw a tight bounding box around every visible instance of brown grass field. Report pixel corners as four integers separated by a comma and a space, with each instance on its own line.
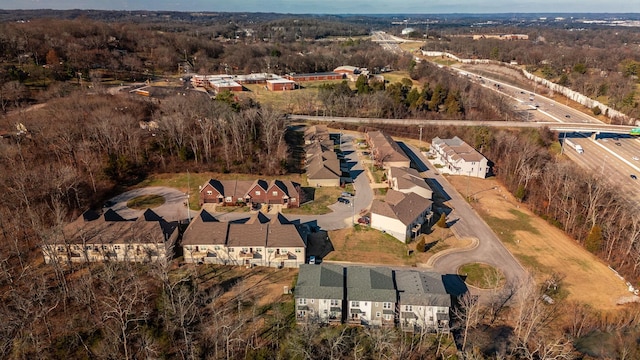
446, 175, 630, 311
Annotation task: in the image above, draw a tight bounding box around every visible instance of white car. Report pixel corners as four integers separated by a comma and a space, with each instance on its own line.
633, 156, 639, 161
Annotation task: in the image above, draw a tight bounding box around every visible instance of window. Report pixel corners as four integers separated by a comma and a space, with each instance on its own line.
430, 316, 434, 321
384, 314, 392, 321
256, 248, 262, 252
298, 298, 307, 305
324, 309, 328, 314
201, 246, 207, 250
229, 248, 234, 252
214, 246, 220, 250
114, 245, 121, 250
255, 191, 261, 196
272, 191, 278, 196
73, 245, 80, 250
376, 312, 381, 318
57, 246, 65, 252
242, 248, 248, 252
291, 198, 296, 202
206, 190, 213, 195
375, 302, 378, 307
268, 249, 274, 253
101, 245, 108, 250
310, 299, 314, 304
351, 301, 360, 307
383, 302, 391, 309
331, 299, 339, 306
404, 305, 412, 312
127, 245, 134, 250
295, 249, 301, 253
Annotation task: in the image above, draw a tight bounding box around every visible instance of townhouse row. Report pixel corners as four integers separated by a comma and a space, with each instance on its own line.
200, 178, 301, 208
181, 210, 307, 268
295, 264, 452, 333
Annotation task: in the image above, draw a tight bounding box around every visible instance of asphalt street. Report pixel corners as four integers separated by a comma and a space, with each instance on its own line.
403, 143, 528, 287
105, 186, 189, 221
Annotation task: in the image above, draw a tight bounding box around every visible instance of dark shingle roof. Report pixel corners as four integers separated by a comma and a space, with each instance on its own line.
395, 270, 451, 307
346, 266, 396, 302
295, 264, 344, 299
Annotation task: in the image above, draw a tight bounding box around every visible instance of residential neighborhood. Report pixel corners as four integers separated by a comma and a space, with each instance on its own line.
431, 136, 490, 178
295, 264, 451, 333
40, 125, 498, 337
181, 210, 308, 268
43, 208, 179, 264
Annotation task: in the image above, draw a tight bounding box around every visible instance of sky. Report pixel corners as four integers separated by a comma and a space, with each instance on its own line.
1, 0, 639, 14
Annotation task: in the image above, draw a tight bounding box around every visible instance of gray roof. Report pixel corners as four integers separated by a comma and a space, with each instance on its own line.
346, 266, 396, 302
395, 270, 451, 307
390, 167, 433, 197
432, 136, 486, 163
295, 264, 344, 299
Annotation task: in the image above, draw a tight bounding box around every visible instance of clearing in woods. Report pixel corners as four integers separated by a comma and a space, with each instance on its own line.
446, 175, 629, 311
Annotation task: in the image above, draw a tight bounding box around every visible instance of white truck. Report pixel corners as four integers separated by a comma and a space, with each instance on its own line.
564, 138, 584, 154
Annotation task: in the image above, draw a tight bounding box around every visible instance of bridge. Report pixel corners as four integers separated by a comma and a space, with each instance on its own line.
288, 115, 635, 135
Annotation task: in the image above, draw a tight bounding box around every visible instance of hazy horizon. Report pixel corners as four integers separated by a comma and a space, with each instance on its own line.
1, 1, 639, 14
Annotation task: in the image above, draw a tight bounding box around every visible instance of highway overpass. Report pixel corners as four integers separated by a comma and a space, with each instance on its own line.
289, 115, 635, 135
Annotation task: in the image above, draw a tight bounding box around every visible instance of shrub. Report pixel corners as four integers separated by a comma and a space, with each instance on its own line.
436, 213, 448, 228
416, 238, 426, 253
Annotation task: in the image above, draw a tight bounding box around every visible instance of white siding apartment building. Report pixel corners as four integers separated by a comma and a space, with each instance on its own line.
370, 190, 433, 243
431, 136, 489, 178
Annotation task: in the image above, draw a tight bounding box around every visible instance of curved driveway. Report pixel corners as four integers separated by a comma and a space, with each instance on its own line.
402, 143, 528, 287
105, 186, 189, 222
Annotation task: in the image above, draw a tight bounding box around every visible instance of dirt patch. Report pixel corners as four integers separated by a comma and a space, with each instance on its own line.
446, 176, 630, 310
195, 265, 297, 308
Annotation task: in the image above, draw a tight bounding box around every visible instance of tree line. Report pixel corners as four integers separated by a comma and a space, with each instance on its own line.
424, 26, 640, 119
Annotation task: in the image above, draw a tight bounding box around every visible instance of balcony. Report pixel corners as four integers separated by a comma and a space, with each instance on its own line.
273, 251, 295, 260
239, 251, 262, 259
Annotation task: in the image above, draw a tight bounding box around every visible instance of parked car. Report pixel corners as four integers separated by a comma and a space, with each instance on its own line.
565, 114, 571, 118
337, 197, 351, 205
633, 156, 639, 161
309, 256, 316, 264
358, 216, 370, 225
615, 142, 622, 146
632, 175, 638, 180
341, 192, 353, 197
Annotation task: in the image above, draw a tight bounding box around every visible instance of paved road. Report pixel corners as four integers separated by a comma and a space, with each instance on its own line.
216, 135, 374, 230
402, 144, 528, 288
105, 186, 189, 221
288, 115, 634, 134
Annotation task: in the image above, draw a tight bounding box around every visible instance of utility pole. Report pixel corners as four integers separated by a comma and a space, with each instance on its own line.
419, 126, 423, 147
186, 170, 192, 223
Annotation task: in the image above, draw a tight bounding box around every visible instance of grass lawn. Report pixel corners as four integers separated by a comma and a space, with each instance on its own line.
325, 226, 414, 265
284, 186, 343, 215
126, 194, 165, 209
481, 208, 540, 245
458, 263, 506, 289
136, 172, 305, 211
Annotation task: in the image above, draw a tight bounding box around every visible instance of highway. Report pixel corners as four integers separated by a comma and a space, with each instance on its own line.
564, 133, 640, 208
289, 115, 634, 134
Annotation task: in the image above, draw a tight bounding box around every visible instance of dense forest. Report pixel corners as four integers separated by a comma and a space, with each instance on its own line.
2, 11, 640, 359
